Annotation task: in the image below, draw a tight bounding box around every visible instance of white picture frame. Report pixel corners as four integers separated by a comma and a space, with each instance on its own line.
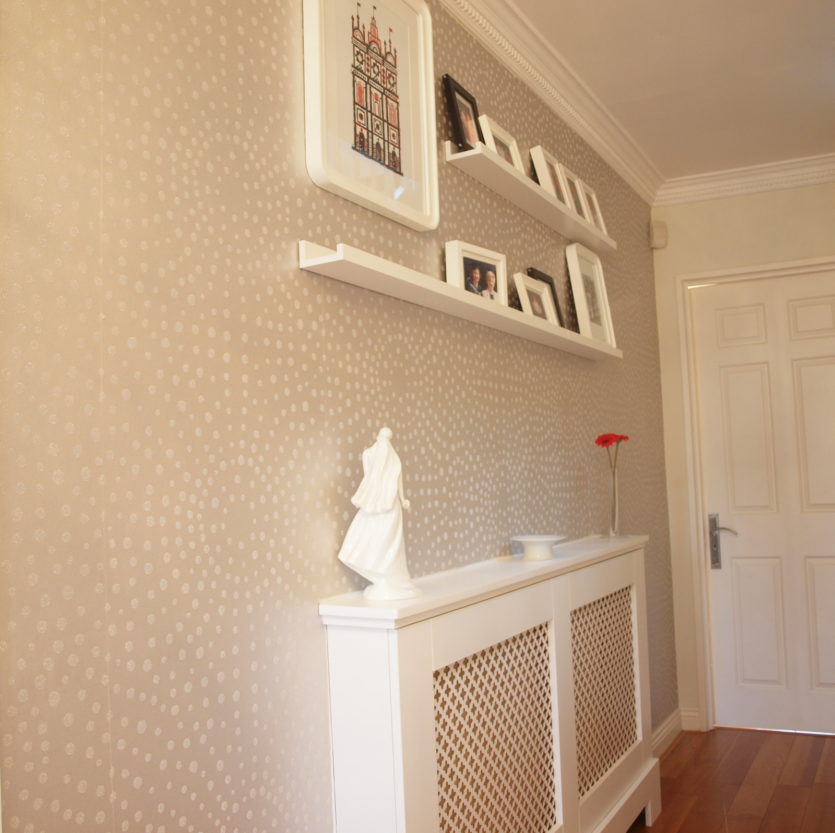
580, 181, 607, 234
303, 0, 439, 231
513, 272, 559, 324
478, 115, 525, 172
565, 243, 616, 347
530, 146, 573, 211
445, 240, 508, 305
562, 166, 590, 223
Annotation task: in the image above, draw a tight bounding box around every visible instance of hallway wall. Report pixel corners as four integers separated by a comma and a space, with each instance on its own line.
1, 1, 675, 829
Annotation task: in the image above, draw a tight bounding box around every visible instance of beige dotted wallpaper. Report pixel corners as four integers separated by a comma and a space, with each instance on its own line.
1, 0, 676, 830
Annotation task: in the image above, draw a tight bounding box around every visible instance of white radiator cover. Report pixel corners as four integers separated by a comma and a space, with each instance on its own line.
319, 535, 661, 833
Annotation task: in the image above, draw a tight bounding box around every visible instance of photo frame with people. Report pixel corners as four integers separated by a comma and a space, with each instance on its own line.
445, 241, 508, 305
565, 242, 616, 346
442, 74, 483, 151
513, 272, 560, 324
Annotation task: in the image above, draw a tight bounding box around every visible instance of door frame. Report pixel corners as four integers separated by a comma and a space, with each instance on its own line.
674, 255, 835, 731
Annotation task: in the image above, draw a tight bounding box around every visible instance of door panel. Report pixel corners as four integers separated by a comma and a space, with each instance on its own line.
690, 269, 835, 732
720, 364, 777, 511
716, 304, 767, 347
731, 557, 785, 686
793, 357, 835, 509
807, 558, 835, 688
788, 295, 835, 339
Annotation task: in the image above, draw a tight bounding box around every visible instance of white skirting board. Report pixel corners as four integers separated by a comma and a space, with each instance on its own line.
680, 707, 706, 732
651, 709, 683, 758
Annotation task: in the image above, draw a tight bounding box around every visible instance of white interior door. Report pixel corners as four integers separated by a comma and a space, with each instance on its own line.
689, 269, 835, 732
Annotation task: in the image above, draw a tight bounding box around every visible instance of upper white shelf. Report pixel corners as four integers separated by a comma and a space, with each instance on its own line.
444, 141, 617, 253
298, 240, 622, 361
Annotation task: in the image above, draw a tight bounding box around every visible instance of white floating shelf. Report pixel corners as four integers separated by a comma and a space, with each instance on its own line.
299, 240, 622, 361
444, 141, 617, 254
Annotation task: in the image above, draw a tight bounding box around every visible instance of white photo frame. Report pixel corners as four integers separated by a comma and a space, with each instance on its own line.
513, 272, 559, 324
530, 146, 573, 211
478, 115, 525, 172
562, 166, 590, 222
565, 243, 616, 346
303, 0, 439, 231
445, 241, 508, 305
580, 181, 607, 234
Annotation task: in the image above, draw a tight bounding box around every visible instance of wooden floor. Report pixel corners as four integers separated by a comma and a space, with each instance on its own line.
627, 728, 835, 833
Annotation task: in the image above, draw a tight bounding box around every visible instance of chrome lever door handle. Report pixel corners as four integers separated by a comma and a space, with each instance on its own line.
708, 514, 737, 568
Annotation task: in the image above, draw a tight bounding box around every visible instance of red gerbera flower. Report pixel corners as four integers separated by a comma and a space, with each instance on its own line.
595, 433, 629, 448
595, 433, 629, 468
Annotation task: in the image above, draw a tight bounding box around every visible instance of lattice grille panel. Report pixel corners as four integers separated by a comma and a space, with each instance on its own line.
570, 585, 637, 797
433, 624, 557, 833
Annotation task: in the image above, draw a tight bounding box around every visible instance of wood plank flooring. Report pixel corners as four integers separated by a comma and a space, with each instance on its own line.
627, 729, 835, 833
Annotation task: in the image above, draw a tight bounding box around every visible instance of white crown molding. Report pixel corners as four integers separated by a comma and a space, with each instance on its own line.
436, 1, 835, 208
437, 0, 664, 204
654, 153, 835, 205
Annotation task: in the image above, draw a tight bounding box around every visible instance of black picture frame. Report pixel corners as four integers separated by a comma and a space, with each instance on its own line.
526, 267, 566, 328
442, 74, 483, 151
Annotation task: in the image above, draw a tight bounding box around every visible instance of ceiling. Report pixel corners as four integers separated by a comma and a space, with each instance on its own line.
454, 0, 835, 200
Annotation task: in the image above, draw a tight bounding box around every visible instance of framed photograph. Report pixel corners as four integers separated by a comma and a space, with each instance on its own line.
445, 241, 508, 305
526, 267, 565, 327
478, 115, 525, 172
513, 272, 559, 324
562, 166, 590, 222
303, 0, 439, 231
565, 243, 616, 346
580, 181, 607, 234
530, 146, 573, 210
442, 74, 483, 151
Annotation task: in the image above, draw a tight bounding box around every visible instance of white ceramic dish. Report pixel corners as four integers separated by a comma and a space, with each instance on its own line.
511, 534, 566, 561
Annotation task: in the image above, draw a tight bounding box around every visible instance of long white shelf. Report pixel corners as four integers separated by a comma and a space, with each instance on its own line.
444, 141, 618, 253
298, 240, 623, 361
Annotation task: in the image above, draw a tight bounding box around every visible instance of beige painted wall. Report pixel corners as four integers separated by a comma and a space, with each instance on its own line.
1, 1, 675, 830
652, 181, 835, 727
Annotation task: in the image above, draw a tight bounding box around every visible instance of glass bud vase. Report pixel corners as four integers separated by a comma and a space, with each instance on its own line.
609, 466, 619, 537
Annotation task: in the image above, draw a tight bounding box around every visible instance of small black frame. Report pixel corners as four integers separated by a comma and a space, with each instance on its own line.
526, 267, 566, 328
442, 74, 483, 151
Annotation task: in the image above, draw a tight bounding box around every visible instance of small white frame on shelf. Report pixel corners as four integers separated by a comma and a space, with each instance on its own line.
530, 145, 573, 211
581, 181, 607, 235
562, 166, 591, 223
514, 271, 559, 324
478, 115, 525, 173
444, 141, 617, 253
298, 241, 622, 360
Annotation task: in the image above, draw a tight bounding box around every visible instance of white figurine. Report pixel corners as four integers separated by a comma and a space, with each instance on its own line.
337, 427, 420, 600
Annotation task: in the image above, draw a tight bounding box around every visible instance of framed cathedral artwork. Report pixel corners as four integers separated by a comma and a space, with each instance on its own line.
303, 0, 440, 231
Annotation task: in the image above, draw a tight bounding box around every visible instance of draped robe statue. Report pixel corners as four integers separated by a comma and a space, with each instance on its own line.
337, 427, 419, 600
